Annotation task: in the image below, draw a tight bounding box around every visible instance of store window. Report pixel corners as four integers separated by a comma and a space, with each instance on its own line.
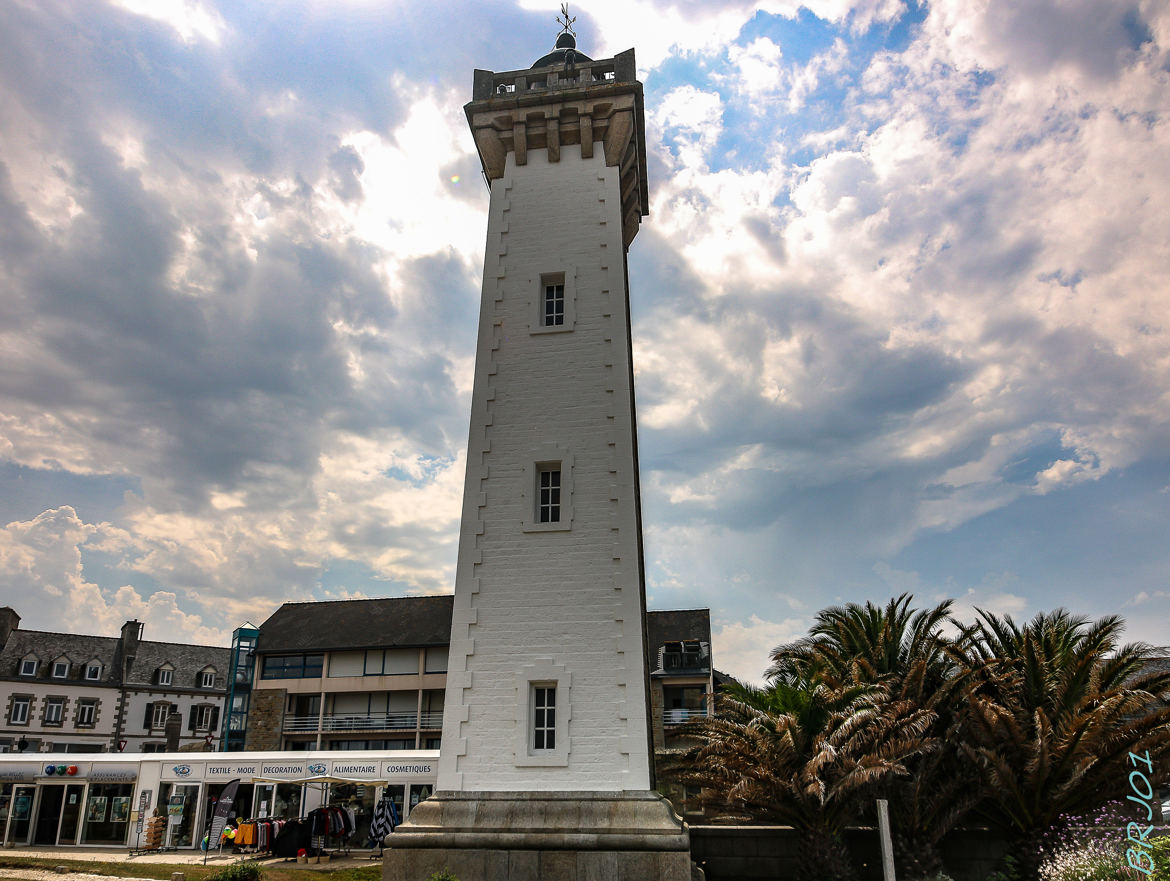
329, 783, 375, 845
157, 782, 199, 847
81, 783, 134, 845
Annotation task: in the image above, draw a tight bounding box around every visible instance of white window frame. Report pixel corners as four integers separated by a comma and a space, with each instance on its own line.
521, 445, 574, 533
513, 659, 570, 767
157, 668, 173, 687
85, 662, 102, 681
19, 658, 36, 677
530, 267, 577, 334
200, 671, 215, 688
195, 705, 214, 730
10, 697, 30, 725
44, 698, 64, 726
151, 702, 170, 729
51, 660, 69, 679
532, 685, 556, 751
537, 466, 561, 524
76, 700, 97, 727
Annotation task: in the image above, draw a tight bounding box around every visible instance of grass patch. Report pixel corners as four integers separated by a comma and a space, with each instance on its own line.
0, 856, 382, 881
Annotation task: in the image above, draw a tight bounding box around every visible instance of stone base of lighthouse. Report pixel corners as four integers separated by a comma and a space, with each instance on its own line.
382, 790, 696, 881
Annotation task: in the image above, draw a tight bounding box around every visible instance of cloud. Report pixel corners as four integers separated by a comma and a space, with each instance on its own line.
712, 613, 810, 684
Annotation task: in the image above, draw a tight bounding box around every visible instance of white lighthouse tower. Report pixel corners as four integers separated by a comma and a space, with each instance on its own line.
383, 17, 693, 881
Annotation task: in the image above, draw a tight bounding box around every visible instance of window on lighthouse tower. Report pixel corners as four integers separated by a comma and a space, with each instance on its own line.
542, 282, 565, 326
538, 467, 562, 523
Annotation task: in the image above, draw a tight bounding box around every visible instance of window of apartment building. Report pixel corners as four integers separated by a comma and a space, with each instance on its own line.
364, 649, 418, 676
191, 705, 218, 731
424, 647, 448, 674
141, 743, 166, 753
19, 657, 37, 677
84, 661, 102, 680
532, 685, 556, 751
43, 697, 65, 726
147, 702, 171, 730
662, 640, 705, 671
156, 666, 174, 687
9, 696, 31, 725
261, 654, 324, 679
51, 659, 69, 679
76, 700, 97, 728
199, 670, 216, 688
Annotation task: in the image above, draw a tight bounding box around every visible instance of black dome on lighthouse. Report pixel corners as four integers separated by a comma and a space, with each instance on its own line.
532, 31, 592, 69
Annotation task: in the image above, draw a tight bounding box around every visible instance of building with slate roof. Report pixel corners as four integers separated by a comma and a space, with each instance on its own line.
244, 596, 454, 752
0, 608, 228, 754
241, 595, 714, 804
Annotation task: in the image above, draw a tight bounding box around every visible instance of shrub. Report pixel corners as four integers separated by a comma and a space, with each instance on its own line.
1147, 834, 1170, 881
206, 860, 264, 881
425, 871, 459, 881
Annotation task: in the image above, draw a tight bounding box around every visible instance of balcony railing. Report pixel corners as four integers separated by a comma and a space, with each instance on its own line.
284, 711, 444, 733
663, 708, 709, 725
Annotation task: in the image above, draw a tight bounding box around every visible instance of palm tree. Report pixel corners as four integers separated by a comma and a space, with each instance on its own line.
666, 675, 934, 881
769, 594, 980, 878
953, 609, 1170, 876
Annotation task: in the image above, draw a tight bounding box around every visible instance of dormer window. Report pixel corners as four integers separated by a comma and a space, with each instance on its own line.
156, 666, 174, 687
85, 661, 102, 681
662, 640, 705, 671
199, 669, 216, 689
19, 657, 37, 677
51, 659, 70, 679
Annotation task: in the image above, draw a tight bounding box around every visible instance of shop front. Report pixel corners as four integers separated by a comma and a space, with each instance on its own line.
0, 762, 138, 847
0, 751, 437, 850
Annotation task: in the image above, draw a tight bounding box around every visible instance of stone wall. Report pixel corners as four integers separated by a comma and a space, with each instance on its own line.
243, 687, 286, 750
690, 825, 1010, 881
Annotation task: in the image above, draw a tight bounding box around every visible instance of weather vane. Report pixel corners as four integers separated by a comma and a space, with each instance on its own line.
556, 3, 576, 36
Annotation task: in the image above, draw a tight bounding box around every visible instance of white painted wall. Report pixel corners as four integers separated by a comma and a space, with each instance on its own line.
439, 143, 652, 792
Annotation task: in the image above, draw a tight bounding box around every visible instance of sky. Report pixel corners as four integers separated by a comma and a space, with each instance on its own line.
1, 0, 1168, 683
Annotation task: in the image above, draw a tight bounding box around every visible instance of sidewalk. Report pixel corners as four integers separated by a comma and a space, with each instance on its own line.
0, 844, 381, 871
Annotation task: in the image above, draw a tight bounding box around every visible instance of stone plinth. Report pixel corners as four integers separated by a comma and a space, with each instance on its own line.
383, 790, 694, 881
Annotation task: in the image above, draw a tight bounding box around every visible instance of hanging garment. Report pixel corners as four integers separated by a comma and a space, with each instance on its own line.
368, 798, 393, 845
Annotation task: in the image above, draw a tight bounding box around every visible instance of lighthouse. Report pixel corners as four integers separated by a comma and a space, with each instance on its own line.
384, 16, 693, 881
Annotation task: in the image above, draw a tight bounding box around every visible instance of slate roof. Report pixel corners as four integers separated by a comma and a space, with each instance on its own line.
646, 609, 711, 652
257, 595, 456, 654
0, 629, 122, 686
122, 640, 231, 691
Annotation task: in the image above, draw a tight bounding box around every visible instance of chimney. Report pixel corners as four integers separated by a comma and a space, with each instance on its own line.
165, 711, 183, 752
0, 608, 20, 648
120, 620, 143, 664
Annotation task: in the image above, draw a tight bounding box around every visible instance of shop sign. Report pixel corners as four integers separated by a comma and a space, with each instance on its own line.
40, 763, 87, 779
206, 762, 259, 778
258, 762, 309, 781
380, 760, 435, 777
0, 764, 40, 783
89, 763, 138, 783
329, 761, 380, 780
163, 763, 203, 781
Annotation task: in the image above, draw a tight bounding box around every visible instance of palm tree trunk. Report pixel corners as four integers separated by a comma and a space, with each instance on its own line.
892, 829, 945, 879
797, 824, 857, 881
